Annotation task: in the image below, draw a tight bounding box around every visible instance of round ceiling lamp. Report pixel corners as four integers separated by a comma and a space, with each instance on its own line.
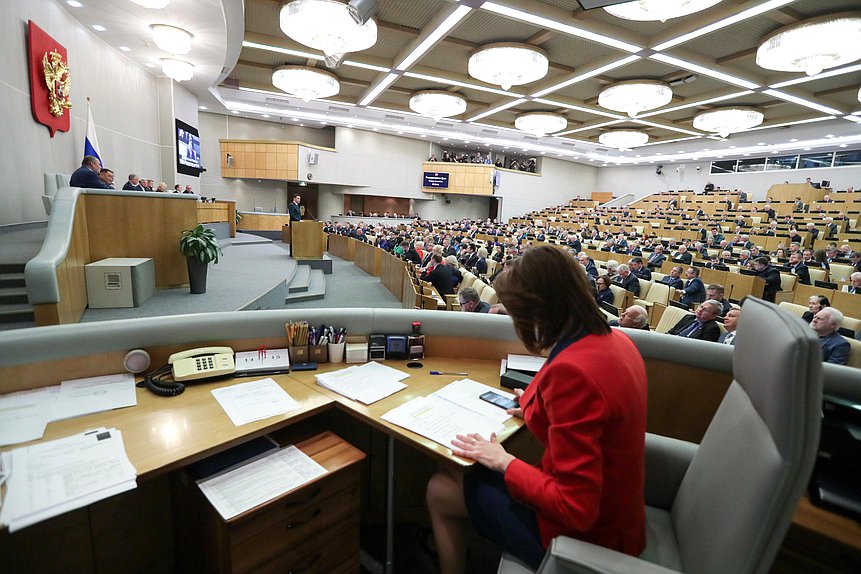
160, 58, 194, 82
151, 24, 193, 55
756, 13, 861, 77
514, 112, 567, 136
468, 43, 548, 91
272, 66, 340, 102
130, 0, 170, 8
604, 0, 723, 22
598, 80, 673, 118
598, 130, 649, 151
280, 0, 378, 58
409, 90, 467, 122
693, 107, 763, 138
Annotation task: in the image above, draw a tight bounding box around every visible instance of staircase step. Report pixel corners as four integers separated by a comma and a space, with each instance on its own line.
287, 265, 311, 293
0, 303, 35, 323
0, 274, 26, 289
0, 321, 36, 331
0, 263, 26, 274
285, 269, 326, 303
0, 287, 29, 305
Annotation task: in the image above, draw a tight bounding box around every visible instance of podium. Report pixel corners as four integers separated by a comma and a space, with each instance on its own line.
283, 220, 325, 259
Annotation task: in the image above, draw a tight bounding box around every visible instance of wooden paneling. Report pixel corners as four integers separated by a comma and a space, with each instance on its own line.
421, 162, 495, 196
220, 140, 316, 181
239, 212, 293, 231
327, 234, 355, 261
591, 191, 614, 203
291, 221, 325, 259
353, 241, 381, 277
197, 203, 229, 224
768, 183, 827, 204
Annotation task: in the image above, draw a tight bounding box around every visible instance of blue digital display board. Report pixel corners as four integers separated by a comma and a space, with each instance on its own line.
423, 172, 449, 188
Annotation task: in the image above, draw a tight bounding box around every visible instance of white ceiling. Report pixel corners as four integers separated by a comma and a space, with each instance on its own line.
59, 0, 861, 167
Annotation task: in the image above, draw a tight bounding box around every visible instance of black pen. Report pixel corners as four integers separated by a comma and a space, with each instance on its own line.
430, 371, 468, 376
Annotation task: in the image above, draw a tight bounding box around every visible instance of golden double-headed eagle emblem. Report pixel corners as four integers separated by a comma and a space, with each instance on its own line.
42, 50, 71, 117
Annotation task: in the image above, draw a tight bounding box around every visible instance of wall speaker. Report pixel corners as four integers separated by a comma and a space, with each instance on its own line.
123, 349, 151, 373
656, 165, 663, 175
308, 152, 319, 165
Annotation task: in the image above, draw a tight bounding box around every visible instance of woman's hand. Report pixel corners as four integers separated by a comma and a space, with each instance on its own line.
506, 388, 525, 418
451, 433, 515, 473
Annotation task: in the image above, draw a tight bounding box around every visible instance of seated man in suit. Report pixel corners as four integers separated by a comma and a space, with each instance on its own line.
613, 264, 640, 297
661, 266, 684, 290
676, 266, 706, 306
811, 307, 850, 365
706, 284, 732, 316
457, 286, 491, 313
793, 197, 805, 212
667, 299, 722, 342
609, 305, 650, 331
577, 252, 599, 278
628, 257, 651, 280
673, 244, 693, 265
647, 244, 666, 269
420, 254, 455, 296
69, 155, 110, 189
98, 168, 115, 189
784, 252, 811, 285
753, 257, 782, 302
122, 173, 144, 191
718, 308, 740, 345
844, 272, 861, 294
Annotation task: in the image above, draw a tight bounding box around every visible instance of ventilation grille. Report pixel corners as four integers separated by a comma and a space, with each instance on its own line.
385, 113, 405, 121
480, 129, 498, 135
328, 105, 351, 113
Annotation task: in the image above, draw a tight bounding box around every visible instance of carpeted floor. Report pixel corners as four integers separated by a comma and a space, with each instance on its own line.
0, 224, 48, 263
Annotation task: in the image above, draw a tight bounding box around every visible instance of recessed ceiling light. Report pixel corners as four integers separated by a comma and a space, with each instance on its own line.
757, 142, 766, 146
292, 117, 299, 121
320, 121, 327, 125
119, 46, 131, 52
346, 124, 353, 128
397, 131, 403, 134
464, 140, 470, 144
373, 128, 379, 131
729, 146, 736, 149
92, 25, 106, 32
825, 134, 835, 138
66, 1, 83, 7
300, 124, 304, 127
198, 106, 207, 110
840, 144, 847, 147
803, 147, 811, 151
231, 110, 239, 114
420, 134, 426, 138
145, 62, 156, 68
790, 138, 798, 142
262, 114, 270, 118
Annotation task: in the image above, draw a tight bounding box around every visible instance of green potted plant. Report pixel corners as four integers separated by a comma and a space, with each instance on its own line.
179, 224, 222, 294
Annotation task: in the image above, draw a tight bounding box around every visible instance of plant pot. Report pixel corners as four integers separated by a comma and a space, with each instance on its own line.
187, 257, 209, 294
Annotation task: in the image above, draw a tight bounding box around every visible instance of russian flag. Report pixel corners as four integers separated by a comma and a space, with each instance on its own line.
84, 101, 102, 164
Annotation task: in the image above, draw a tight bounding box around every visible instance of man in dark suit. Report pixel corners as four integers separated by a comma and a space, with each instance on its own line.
673, 245, 693, 265
676, 267, 706, 306
811, 308, 850, 365
753, 257, 782, 302
613, 264, 640, 297
823, 217, 839, 238
845, 272, 861, 294
629, 257, 651, 280
785, 252, 811, 285
760, 204, 776, 221
122, 174, 144, 191
661, 266, 684, 290
288, 194, 302, 222
70, 156, 110, 189
793, 197, 805, 212
578, 253, 598, 278
98, 168, 115, 189
647, 245, 666, 269
420, 254, 454, 296
718, 308, 740, 345
667, 300, 722, 342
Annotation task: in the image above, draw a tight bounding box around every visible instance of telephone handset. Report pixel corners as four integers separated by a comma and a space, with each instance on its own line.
169, 347, 236, 382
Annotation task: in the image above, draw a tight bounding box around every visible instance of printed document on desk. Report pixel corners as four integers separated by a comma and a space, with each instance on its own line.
315, 361, 408, 404
196, 445, 327, 520
382, 396, 504, 450
431, 379, 515, 424
211, 378, 299, 426
50, 373, 137, 422
0, 386, 59, 446
0, 428, 137, 532
506, 354, 546, 373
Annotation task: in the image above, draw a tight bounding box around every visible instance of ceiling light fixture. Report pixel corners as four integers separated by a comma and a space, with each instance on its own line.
650, 54, 759, 89
638, 90, 752, 117
761, 89, 843, 115
514, 112, 567, 136
468, 43, 548, 91
598, 130, 649, 151
358, 73, 398, 106
532, 55, 640, 98
395, 5, 471, 70
408, 90, 467, 122
770, 63, 861, 89
280, 0, 377, 59
160, 58, 194, 82
272, 66, 340, 102
604, 0, 723, 23
92, 25, 106, 32
756, 13, 861, 77
533, 98, 623, 119
130, 0, 170, 8
693, 107, 763, 138
66, 1, 83, 7
151, 24, 193, 55
467, 98, 527, 122
598, 80, 673, 118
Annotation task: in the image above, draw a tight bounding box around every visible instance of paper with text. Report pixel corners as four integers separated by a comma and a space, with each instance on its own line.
381, 396, 503, 450
506, 354, 546, 373
211, 378, 300, 426
315, 361, 408, 404
0, 387, 58, 446
50, 373, 137, 422
431, 379, 515, 424
196, 445, 327, 520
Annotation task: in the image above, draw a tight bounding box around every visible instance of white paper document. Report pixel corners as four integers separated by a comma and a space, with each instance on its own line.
234, 348, 290, 374
382, 396, 504, 450
0, 428, 137, 532
50, 373, 137, 422
506, 354, 546, 373
315, 361, 408, 404
0, 387, 59, 446
211, 378, 300, 426
196, 445, 327, 520
431, 378, 515, 424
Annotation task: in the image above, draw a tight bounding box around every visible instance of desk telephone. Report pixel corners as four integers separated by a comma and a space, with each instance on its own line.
141, 347, 236, 397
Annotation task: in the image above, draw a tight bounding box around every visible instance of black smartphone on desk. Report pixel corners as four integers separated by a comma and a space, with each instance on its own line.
479, 391, 518, 410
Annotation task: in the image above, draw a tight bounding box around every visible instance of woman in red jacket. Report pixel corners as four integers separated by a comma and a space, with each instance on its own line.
426, 245, 647, 573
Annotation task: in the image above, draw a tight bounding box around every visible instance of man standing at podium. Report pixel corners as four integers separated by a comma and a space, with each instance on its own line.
289, 194, 302, 222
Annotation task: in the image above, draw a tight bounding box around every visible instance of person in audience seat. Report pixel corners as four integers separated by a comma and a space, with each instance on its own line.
673, 245, 692, 265
613, 264, 640, 297
647, 245, 666, 269
595, 275, 614, 306
676, 267, 706, 306
122, 173, 144, 191
802, 296, 830, 323
706, 284, 731, 316
610, 305, 650, 331
785, 252, 811, 285
629, 257, 651, 280
718, 308, 740, 345
70, 155, 110, 189
457, 287, 491, 313
98, 168, 115, 189
661, 266, 684, 290
421, 254, 455, 296
578, 253, 599, 278
811, 307, 850, 365
845, 272, 861, 295
753, 257, 781, 303
667, 299, 722, 342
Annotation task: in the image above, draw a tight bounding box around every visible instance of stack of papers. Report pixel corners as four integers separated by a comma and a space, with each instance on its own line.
196, 446, 327, 520
315, 361, 409, 404
0, 428, 137, 532
502, 354, 546, 374
211, 378, 300, 426
382, 379, 514, 450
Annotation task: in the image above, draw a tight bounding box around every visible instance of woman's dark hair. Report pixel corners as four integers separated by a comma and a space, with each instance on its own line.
595, 274, 610, 288
494, 245, 610, 354
812, 295, 830, 309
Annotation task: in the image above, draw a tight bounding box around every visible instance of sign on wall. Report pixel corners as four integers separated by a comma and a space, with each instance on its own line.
423, 172, 449, 189
28, 21, 71, 137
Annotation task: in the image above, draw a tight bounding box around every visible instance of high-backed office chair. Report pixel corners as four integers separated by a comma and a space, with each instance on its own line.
654, 305, 691, 334
829, 263, 853, 283
498, 298, 822, 574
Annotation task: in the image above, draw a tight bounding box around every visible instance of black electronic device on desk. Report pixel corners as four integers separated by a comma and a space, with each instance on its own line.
809, 396, 861, 521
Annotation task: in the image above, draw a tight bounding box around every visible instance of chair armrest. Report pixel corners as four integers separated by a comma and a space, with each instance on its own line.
536, 537, 681, 574
644, 433, 697, 510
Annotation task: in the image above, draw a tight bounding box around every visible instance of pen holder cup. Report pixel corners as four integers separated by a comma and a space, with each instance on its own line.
289, 345, 310, 363
328, 342, 346, 363
310, 344, 329, 363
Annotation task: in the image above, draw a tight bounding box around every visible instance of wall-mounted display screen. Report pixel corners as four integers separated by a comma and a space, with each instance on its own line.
176, 118, 202, 177
423, 172, 449, 188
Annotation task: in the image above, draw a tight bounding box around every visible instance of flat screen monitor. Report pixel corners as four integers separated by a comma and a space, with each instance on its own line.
423, 171, 449, 189
176, 118, 202, 177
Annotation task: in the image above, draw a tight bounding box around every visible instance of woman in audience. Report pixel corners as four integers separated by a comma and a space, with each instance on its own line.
155, 181, 167, 192
445, 255, 462, 288
773, 248, 788, 261
802, 295, 830, 323
426, 246, 647, 573
595, 274, 614, 305
605, 259, 620, 278
474, 246, 488, 275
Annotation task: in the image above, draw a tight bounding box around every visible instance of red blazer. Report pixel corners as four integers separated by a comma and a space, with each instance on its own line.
505, 330, 647, 556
